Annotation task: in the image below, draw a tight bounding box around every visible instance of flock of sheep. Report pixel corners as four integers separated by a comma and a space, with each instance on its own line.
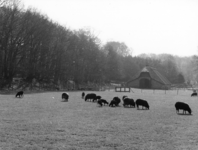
15, 90, 197, 115
83, 92, 150, 110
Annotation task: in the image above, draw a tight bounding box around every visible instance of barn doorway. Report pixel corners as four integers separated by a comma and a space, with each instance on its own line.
139, 78, 151, 89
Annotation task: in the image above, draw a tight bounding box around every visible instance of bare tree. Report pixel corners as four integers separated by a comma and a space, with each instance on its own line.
0, 0, 7, 7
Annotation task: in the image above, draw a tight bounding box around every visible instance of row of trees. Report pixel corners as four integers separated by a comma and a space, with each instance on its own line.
0, 0, 193, 90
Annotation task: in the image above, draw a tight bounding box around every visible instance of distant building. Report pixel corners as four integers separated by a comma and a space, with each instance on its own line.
126, 66, 171, 89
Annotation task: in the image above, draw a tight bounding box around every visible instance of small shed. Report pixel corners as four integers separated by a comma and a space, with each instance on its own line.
126, 66, 171, 89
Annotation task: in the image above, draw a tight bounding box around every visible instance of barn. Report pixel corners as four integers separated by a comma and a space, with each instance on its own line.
126, 66, 171, 89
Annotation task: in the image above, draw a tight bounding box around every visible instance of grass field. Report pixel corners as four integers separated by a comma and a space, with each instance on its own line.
0, 89, 198, 150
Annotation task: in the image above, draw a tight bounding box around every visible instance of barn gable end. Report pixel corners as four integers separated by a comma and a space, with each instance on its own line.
126, 66, 171, 89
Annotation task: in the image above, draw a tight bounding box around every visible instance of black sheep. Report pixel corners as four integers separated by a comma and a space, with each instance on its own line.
93, 95, 101, 102
85, 93, 97, 102
136, 99, 149, 110
82, 92, 85, 99
109, 97, 121, 107
97, 99, 109, 106
191, 92, 197, 97
62, 93, 69, 102
123, 97, 135, 108
175, 102, 192, 115
16, 91, 24, 98
114, 97, 121, 104
109, 100, 117, 107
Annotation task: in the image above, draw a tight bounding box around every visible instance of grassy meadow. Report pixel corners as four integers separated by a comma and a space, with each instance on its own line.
0, 89, 198, 150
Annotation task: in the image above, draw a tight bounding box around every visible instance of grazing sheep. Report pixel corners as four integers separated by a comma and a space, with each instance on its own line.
85, 93, 97, 102
123, 97, 135, 108
82, 92, 85, 99
62, 93, 69, 102
136, 99, 149, 110
93, 95, 101, 102
109, 100, 117, 107
175, 102, 192, 115
191, 92, 197, 97
109, 97, 121, 107
97, 99, 109, 106
114, 97, 121, 104
16, 91, 24, 98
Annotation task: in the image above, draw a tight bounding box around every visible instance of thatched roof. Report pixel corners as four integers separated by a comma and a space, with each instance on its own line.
128, 66, 171, 85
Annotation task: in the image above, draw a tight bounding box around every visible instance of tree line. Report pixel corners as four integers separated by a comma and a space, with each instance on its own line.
0, 0, 195, 90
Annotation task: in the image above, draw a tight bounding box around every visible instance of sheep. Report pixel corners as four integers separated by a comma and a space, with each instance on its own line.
85, 93, 97, 102
123, 96, 135, 108
175, 102, 192, 115
16, 91, 24, 98
62, 93, 69, 102
97, 99, 109, 106
191, 92, 197, 97
82, 92, 85, 99
136, 99, 149, 110
109, 100, 117, 107
109, 97, 121, 107
93, 95, 101, 102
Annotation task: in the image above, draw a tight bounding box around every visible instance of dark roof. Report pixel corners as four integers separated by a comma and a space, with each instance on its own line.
128, 66, 171, 85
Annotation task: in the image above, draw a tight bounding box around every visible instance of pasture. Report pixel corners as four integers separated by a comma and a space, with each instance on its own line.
0, 89, 198, 150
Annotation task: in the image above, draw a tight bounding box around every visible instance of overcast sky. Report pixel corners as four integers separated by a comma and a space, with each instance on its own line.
22, 0, 198, 57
